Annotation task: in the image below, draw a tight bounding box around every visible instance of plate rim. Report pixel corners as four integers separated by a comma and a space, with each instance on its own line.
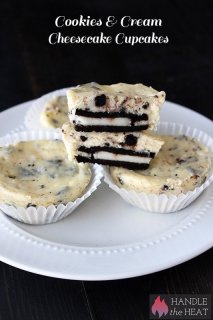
0, 98, 212, 280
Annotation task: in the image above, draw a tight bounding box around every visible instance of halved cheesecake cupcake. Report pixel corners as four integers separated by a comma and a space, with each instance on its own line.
67, 82, 165, 132
62, 122, 164, 170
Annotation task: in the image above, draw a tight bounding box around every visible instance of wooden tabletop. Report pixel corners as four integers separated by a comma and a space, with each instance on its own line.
0, 1, 212, 319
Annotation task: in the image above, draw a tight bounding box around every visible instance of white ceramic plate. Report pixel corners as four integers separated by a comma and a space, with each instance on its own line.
0, 97, 212, 280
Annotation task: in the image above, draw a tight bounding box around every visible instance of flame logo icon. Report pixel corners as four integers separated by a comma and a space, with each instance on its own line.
151, 295, 169, 318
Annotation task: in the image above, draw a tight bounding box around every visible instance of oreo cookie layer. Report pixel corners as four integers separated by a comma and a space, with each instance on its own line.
78, 146, 155, 158
75, 124, 149, 132
71, 110, 149, 131
75, 109, 148, 120
76, 156, 150, 170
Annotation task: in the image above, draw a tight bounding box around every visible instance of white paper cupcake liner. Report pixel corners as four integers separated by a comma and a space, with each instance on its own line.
24, 87, 73, 130
0, 130, 103, 224
103, 122, 213, 213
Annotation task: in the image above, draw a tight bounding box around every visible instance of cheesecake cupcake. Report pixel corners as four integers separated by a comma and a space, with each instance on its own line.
40, 95, 68, 128
24, 88, 70, 130
104, 122, 213, 213
0, 130, 102, 224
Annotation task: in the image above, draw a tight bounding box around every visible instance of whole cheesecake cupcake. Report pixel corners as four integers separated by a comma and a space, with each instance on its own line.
110, 135, 211, 195
24, 88, 70, 130
0, 130, 102, 224
40, 95, 68, 128
104, 123, 213, 213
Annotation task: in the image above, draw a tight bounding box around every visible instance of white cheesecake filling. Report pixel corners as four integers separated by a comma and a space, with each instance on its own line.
110, 135, 212, 195
0, 140, 92, 207
69, 115, 148, 127
78, 151, 151, 164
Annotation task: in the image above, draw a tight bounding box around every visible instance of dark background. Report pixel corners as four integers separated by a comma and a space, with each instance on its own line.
1, 0, 213, 119
0, 0, 212, 319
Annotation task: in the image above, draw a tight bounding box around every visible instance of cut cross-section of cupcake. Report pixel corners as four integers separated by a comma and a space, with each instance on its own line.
62, 122, 164, 170
67, 82, 165, 132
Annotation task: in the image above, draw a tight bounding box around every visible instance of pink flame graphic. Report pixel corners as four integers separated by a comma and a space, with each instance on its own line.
151, 295, 169, 318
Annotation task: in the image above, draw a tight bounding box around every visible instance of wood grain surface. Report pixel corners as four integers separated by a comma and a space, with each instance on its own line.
0, 1, 212, 319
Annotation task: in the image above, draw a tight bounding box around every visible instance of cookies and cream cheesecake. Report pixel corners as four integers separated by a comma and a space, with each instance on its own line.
40, 95, 68, 128
62, 122, 164, 170
0, 139, 91, 207
67, 82, 165, 132
110, 135, 212, 195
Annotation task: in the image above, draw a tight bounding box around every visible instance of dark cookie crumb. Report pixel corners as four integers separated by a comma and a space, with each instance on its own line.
80, 136, 88, 142
176, 158, 186, 164
56, 186, 70, 196
162, 185, 169, 191
26, 203, 37, 208
125, 134, 138, 146
95, 94, 106, 107
190, 175, 200, 179
40, 185, 45, 189
142, 102, 149, 109
8, 175, 16, 179
118, 177, 124, 185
